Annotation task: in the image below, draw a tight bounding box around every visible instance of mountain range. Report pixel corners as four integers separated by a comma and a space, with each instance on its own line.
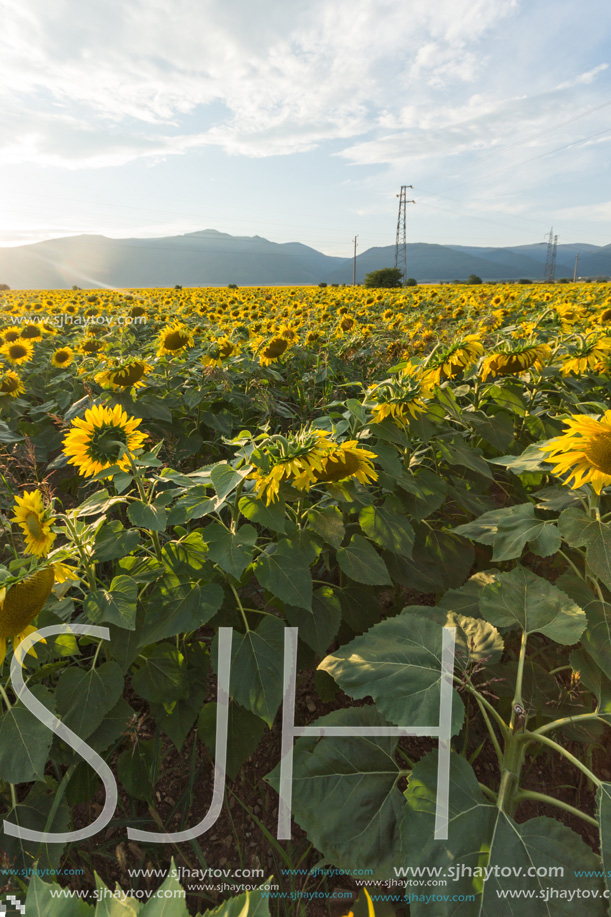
0, 229, 609, 289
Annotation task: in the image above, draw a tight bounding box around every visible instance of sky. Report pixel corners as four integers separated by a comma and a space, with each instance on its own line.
1, 0, 611, 257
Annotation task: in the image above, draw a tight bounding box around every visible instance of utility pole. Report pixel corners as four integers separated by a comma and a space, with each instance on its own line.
353, 235, 358, 286
544, 227, 558, 283
573, 252, 580, 282
395, 186, 415, 283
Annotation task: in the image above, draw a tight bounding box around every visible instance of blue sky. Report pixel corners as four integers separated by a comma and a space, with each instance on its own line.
2, 0, 611, 256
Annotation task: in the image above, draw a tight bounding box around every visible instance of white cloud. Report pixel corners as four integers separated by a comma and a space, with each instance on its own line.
2, 0, 521, 166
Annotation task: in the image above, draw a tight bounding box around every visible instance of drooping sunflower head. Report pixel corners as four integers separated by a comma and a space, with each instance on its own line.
541, 410, 611, 494
424, 335, 483, 385
51, 346, 74, 369
12, 490, 56, 557
202, 338, 237, 367
312, 441, 378, 486
156, 323, 193, 356
257, 336, 291, 366
0, 565, 54, 667
19, 323, 44, 341
1, 339, 34, 366
63, 403, 148, 478
0, 369, 24, 397
560, 335, 611, 376
80, 338, 105, 354
249, 427, 333, 504
366, 366, 431, 426
480, 342, 551, 381
95, 358, 151, 389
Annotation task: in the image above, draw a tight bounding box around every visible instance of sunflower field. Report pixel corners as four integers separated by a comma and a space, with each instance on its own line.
2, 282, 611, 916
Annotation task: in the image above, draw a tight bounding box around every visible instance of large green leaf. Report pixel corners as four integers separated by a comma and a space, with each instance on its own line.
285, 586, 342, 657
337, 534, 391, 585
93, 520, 140, 562
26, 873, 93, 915
83, 576, 138, 630
266, 707, 404, 878
238, 493, 287, 534
204, 523, 257, 579
307, 505, 345, 548
0, 686, 56, 783
319, 613, 464, 735
162, 533, 209, 578
127, 500, 167, 532
559, 508, 611, 591
255, 541, 313, 611
401, 751, 606, 916
138, 862, 189, 916
150, 643, 209, 751
597, 783, 611, 907
219, 616, 285, 726
117, 738, 161, 803
359, 498, 414, 557
131, 643, 188, 704
405, 607, 503, 667
454, 503, 561, 561
139, 579, 223, 646
570, 648, 611, 723
56, 661, 123, 741
4, 781, 71, 875
581, 600, 611, 682
479, 566, 587, 644
201, 885, 272, 916
198, 700, 266, 780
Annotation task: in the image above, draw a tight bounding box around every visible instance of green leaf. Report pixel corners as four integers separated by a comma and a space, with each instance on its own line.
238, 493, 287, 533
150, 644, 209, 751
307, 505, 345, 548
438, 437, 493, 479
581, 600, 611, 681
198, 700, 266, 780
204, 523, 257, 579
0, 686, 56, 783
132, 643, 188, 704
4, 781, 71, 875
218, 616, 285, 727
127, 500, 167, 531
56, 661, 123, 741
167, 484, 217, 524
438, 570, 498, 618
559, 508, 611, 591
162, 533, 209, 578
139, 580, 223, 646
337, 534, 391, 585
93, 520, 140, 562
83, 575, 138, 630
597, 783, 611, 905
319, 613, 464, 734
359, 498, 414, 557
266, 706, 404, 878
138, 861, 188, 916
200, 885, 272, 916
480, 566, 587, 643
285, 586, 342, 656
454, 503, 561, 560
488, 441, 548, 472
405, 606, 503, 667
402, 750, 605, 916
210, 463, 249, 501
87, 697, 136, 753
469, 410, 515, 451
570, 648, 611, 723
117, 738, 161, 803
26, 873, 93, 915
255, 541, 313, 611
397, 468, 447, 520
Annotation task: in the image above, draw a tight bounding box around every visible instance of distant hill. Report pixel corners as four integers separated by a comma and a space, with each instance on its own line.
0, 230, 606, 289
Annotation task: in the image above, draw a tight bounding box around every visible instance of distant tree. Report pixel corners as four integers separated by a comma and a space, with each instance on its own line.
363, 267, 403, 288
228, 283, 239, 289
466, 274, 483, 284
0, 284, 10, 291
175, 284, 183, 290
405, 277, 418, 286
517, 278, 533, 284
318, 282, 328, 288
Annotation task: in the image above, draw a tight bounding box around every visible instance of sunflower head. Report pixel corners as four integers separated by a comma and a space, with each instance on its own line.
1, 339, 34, 366
367, 367, 431, 426
157, 323, 193, 356
480, 342, 550, 381
95, 358, 151, 389
249, 428, 333, 504
12, 490, 56, 557
51, 346, 74, 368
63, 403, 148, 478
19, 323, 44, 341
257, 336, 290, 366
0, 369, 24, 397
560, 335, 611, 376
0, 565, 54, 667
541, 410, 611, 494
424, 335, 483, 384
312, 441, 378, 486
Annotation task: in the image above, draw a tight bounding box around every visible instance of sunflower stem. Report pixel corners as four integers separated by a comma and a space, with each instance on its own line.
0, 681, 12, 710
230, 584, 250, 633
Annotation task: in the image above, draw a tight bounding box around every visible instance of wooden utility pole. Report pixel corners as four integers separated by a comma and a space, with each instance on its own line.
573, 253, 580, 282
353, 235, 358, 286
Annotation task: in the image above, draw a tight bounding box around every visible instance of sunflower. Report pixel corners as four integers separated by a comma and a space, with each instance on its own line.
480, 342, 550, 381
80, 338, 105, 354
1, 339, 34, 365
63, 403, 148, 478
0, 369, 24, 397
157, 323, 193, 356
423, 335, 483, 385
95, 358, 151, 389
541, 410, 611, 493
313, 441, 378, 486
0, 326, 21, 344
560, 335, 611, 376
0, 566, 54, 667
366, 367, 430, 425
12, 490, 56, 557
257, 336, 290, 366
19, 322, 44, 341
51, 346, 74, 368
250, 428, 334, 504
202, 339, 236, 367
